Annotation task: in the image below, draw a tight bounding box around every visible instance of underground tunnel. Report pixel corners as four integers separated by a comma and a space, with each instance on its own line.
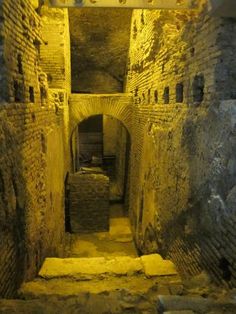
0, 0, 236, 313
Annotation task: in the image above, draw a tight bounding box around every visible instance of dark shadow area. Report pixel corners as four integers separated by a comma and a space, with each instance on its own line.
219, 257, 232, 282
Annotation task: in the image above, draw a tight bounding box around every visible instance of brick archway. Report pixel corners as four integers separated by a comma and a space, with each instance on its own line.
69, 93, 133, 137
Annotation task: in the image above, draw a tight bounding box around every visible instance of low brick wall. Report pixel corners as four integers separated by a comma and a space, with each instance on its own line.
69, 172, 110, 233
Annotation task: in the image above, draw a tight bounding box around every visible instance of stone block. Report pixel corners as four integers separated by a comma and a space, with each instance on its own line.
38, 256, 143, 279
157, 295, 214, 313
141, 254, 178, 277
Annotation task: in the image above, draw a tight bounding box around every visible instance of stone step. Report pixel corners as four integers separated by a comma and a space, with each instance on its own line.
19, 275, 180, 299
38, 256, 142, 279
16, 256, 236, 314
37, 254, 179, 280
19, 254, 182, 302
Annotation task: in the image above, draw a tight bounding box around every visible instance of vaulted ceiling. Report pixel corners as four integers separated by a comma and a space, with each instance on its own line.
69, 8, 132, 93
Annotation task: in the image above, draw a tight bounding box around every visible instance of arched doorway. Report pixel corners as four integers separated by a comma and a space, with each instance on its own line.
66, 114, 132, 241
70, 114, 131, 203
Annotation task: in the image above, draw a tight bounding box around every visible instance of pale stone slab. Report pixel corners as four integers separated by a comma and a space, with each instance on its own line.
39, 257, 142, 279
39, 257, 106, 278
105, 256, 143, 275
141, 254, 178, 277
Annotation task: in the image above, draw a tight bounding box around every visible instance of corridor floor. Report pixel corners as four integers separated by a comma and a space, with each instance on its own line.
65, 203, 137, 258
13, 203, 184, 313
1, 205, 236, 313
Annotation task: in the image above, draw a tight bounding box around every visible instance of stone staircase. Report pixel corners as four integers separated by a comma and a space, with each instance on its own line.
17, 254, 181, 313
0, 254, 236, 313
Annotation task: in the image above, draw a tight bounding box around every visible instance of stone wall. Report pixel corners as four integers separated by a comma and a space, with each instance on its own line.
0, 0, 70, 297
126, 2, 236, 286
69, 172, 109, 233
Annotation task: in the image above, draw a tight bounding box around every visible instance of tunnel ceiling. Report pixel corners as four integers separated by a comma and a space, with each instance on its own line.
69, 8, 132, 93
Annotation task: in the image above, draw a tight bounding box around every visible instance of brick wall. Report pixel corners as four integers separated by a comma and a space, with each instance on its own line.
0, 100, 70, 297
0, 3, 6, 99
0, 0, 70, 297
40, 6, 71, 92
126, 2, 236, 287
69, 94, 133, 137
69, 172, 109, 233
0, 0, 41, 103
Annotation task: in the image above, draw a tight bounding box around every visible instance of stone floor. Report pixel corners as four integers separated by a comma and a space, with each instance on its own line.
65, 203, 137, 258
